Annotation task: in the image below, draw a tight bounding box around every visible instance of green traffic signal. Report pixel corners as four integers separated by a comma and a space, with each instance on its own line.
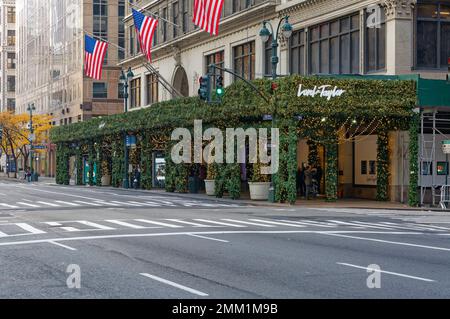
216, 87, 224, 96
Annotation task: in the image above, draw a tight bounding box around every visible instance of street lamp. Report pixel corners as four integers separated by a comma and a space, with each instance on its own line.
27, 103, 36, 182
259, 16, 293, 202
120, 67, 134, 188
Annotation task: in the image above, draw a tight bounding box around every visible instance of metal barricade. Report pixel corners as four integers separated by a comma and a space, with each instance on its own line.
440, 185, 450, 210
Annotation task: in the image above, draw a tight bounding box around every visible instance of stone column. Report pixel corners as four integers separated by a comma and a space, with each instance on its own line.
384, 0, 416, 75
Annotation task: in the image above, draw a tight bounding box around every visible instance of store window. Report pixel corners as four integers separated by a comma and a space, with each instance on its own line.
309, 14, 360, 74
146, 74, 159, 105
233, 41, 255, 81
289, 30, 306, 75
7, 30, 15, 46
7, 7, 15, 24
130, 78, 141, 109
7, 52, 16, 69
416, 1, 450, 68
365, 9, 386, 72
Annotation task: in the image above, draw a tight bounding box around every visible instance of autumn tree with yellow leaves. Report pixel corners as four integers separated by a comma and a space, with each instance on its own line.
0, 111, 52, 178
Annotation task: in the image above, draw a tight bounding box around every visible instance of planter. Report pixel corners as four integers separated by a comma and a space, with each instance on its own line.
249, 182, 270, 201
101, 175, 111, 186
204, 180, 215, 196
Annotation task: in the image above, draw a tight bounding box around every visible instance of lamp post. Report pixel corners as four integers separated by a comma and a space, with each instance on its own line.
27, 103, 36, 182
120, 67, 134, 188
259, 17, 293, 202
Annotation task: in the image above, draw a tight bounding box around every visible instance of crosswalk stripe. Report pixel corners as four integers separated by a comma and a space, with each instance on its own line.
16, 223, 46, 234
374, 222, 435, 231
326, 220, 367, 228
134, 219, 183, 228
128, 201, 159, 207
0, 230, 8, 237
76, 221, 115, 230
380, 222, 448, 231
300, 220, 338, 227
17, 202, 40, 208
249, 219, 306, 228
110, 201, 142, 207
349, 221, 401, 230
105, 220, 147, 229
42, 222, 82, 232
146, 199, 177, 207
404, 223, 450, 231
279, 220, 336, 228
94, 201, 121, 207
54, 201, 81, 206
0, 203, 19, 208
144, 201, 160, 206
164, 219, 217, 227
36, 201, 61, 207
194, 219, 247, 228
221, 219, 275, 227
74, 201, 102, 207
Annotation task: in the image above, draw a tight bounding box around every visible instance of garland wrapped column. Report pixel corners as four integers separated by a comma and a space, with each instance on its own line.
165, 141, 176, 193
56, 143, 70, 185
325, 133, 338, 202
95, 141, 103, 187
408, 113, 420, 207
140, 133, 153, 190
376, 130, 390, 201
307, 140, 319, 167
111, 136, 125, 188
75, 147, 84, 185
88, 142, 95, 186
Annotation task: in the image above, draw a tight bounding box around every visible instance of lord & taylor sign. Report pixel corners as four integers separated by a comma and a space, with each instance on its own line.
297, 84, 346, 100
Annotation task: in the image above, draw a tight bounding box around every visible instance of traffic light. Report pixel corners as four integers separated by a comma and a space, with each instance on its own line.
198, 75, 210, 102
216, 75, 224, 98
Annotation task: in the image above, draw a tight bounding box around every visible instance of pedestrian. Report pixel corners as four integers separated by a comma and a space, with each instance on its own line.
304, 166, 313, 200
133, 165, 141, 189
297, 163, 306, 197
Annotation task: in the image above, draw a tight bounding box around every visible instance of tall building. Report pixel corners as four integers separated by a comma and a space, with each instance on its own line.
0, 0, 16, 112
15, 0, 126, 177
16, 0, 125, 124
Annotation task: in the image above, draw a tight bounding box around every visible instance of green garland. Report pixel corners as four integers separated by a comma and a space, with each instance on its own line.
95, 141, 103, 187
75, 147, 83, 185
165, 142, 176, 192
408, 114, 420, 207
325, 132, 338, 202
140, 133, 153, 190
376, 130, 390, 201
111, 137, 125, 188
56, 143, 70, 185
307, 140, 319, 167
88, 142, 95, 186
175, 164, 189, 193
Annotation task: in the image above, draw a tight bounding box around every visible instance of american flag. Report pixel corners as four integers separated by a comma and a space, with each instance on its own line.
84, 34, 108, 80
193, 0, 225, 36
132, 9, 158, 62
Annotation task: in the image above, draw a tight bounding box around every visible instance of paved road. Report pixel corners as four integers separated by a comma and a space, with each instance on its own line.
0, 181, 450, 298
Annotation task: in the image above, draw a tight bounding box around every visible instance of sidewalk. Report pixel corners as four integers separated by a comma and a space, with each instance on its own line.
1, 175, 448, 212
0, 175, 56, 184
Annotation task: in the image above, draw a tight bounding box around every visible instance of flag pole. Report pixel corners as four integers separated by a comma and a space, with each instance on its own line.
84, 30, 126, 53
127, 0, 181, 28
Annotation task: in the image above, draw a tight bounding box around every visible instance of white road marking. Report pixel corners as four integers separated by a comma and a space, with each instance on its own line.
42, 222, 81, 232
128, 201, 159, 207
0, 230, 8, 237
76, 221, 115, 230
16, 223, 46, 234
54, 201, 81, 206
164, 219, 217, 227
249, 219, 306, 228
324, 233, 450, 252
279, 220, 335, 228
144, 201, 160, 206
348, 221, 404, 230
326, 220, 367, 228
140, 273, 209, 297
16, 202, 40, 208
95, 201, 121, 207
194, 219, 247, 228
221, 219, 275, 227
110, 201, 141, 207
337, 262, 435, 282
74, 201, 102, 207
187, 234, 229, 243
0, 231, 423, 248
0, 203, 19, 208
48, 241, 77, 251
135, 219, 183, 228
105, 220, 147, 229
374, 222, 440, 232
36, 201, 61, 207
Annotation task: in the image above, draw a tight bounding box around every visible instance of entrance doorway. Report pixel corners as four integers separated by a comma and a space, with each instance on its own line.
172, 66, 189, 98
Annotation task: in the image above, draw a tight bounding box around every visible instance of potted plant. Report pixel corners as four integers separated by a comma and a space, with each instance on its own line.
100, 160, 111, 186
248, 162, 271, 201
204, 163, 217, 196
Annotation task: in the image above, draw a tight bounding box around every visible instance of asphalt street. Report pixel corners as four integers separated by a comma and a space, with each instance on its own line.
0, 180, 449, 298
